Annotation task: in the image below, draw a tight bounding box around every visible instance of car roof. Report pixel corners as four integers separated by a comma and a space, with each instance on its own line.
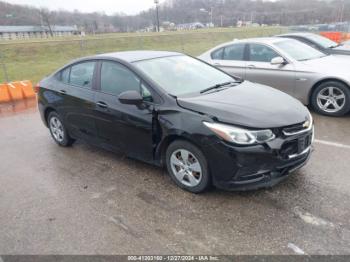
216, 37, 288, 47
94, 50, 182, 63
277, 32, 316, 38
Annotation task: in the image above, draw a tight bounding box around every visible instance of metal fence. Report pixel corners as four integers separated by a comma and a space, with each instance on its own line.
0, 27, 285, 84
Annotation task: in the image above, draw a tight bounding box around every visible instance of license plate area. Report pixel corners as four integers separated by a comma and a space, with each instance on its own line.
280, 133, 312, 159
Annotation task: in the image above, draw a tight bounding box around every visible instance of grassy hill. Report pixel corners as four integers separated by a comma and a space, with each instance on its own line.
0, 27, 285, 84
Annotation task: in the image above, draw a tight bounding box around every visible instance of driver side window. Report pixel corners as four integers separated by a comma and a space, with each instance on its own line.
100, 60, 153, 102
101, 61, 140, 96
248, 44, 280, 62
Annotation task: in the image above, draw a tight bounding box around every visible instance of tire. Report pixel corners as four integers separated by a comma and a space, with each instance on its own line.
311, 81, 350, 116
165, 140, 211, 193
47, 111, 75, 147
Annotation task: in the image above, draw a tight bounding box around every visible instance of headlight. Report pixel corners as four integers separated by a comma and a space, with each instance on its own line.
203, 122, 275, 145
308, 111, 315, 143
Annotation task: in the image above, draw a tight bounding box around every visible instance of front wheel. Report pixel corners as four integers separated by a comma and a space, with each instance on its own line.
48, 111, 75, 147
311, 81, 350, 116
165, 140, 211, 193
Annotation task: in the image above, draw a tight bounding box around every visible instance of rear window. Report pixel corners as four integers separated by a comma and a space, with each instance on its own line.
211, 48, 224, 60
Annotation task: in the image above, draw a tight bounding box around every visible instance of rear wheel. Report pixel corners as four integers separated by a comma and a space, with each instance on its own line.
311, 81, 350, 116
165, 140, 210, 193
48, 111, 75, 147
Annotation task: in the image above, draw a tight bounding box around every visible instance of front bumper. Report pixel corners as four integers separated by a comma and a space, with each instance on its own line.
203, 128, 313, 191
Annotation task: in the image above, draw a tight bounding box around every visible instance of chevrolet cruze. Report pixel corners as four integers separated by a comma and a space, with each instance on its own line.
38, 51, 314, 193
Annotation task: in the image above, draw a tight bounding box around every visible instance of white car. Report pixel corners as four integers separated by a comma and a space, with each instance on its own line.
199, 37, 350, 116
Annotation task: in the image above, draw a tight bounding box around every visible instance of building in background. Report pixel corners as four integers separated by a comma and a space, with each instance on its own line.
0, 25, 79, 40
175, 22, 205, 31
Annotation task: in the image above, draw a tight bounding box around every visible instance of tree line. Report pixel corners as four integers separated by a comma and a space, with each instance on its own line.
0, 0, 349, 33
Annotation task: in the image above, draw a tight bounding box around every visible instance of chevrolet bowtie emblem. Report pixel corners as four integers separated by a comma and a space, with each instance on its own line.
303, 121, 310, 128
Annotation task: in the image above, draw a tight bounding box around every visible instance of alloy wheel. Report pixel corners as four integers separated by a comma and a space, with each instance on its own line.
316, 86, 346, 113
49, 116, 65, 143
170, 149, 202, 188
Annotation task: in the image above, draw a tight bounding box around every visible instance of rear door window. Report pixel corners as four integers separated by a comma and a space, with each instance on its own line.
223, 44, 246, 61
70, 61, 95, 88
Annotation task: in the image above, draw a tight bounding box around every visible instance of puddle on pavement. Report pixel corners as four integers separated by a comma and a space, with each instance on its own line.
0, 98, 37, 118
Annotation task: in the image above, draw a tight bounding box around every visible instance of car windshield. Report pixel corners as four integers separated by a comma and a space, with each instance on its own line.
305, 34, 339, 48
133, 55, 236, 96
275, 39, 327, 61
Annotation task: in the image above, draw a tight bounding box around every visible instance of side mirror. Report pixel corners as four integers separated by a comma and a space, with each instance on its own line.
118, 90, 143, 105
271, 56, 286, 65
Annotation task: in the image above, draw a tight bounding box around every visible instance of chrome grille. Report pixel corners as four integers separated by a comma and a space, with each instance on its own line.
282, 121, 312, 136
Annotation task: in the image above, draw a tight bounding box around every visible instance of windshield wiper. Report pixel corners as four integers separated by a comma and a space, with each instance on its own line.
330, 44, 341, 48
200, 81, 240, 94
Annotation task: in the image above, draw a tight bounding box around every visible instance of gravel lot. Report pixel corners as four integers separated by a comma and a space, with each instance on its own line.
0, 100, 350, 255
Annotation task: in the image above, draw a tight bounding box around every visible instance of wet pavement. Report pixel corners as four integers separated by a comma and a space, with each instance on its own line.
0, 100, 350, 255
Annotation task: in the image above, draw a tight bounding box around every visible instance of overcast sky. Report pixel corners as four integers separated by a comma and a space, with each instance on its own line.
5, 0, 166, 15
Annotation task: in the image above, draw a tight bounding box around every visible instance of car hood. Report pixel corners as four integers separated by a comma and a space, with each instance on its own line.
332, 44, 350, 53
177, 81, 309, 129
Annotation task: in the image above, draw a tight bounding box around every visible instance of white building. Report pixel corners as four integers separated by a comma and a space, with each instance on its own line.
175, 22, 205, 31
0, 25, 79, 40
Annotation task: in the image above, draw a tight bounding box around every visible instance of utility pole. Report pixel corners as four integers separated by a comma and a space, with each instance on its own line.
200, 7, 214, 27
154, 0, 160, 32
339, 0, 345, 23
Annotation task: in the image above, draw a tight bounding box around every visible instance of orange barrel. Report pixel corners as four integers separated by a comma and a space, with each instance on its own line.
0, 83, 11, 102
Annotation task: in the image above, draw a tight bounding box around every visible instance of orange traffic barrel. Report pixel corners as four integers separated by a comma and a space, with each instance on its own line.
0, 83, 11, 102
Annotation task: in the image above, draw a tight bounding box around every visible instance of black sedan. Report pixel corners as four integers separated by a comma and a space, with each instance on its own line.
278, 32, 350, 56
37, 51, 314, 193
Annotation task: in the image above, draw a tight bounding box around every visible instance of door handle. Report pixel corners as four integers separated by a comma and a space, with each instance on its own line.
213, 62, 221, 66
247, 65, 256, 69
96, 101, 108, 109
59, 90, 67, 95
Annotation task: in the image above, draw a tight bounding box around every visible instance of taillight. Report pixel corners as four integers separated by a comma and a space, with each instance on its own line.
34, 83, 40, 93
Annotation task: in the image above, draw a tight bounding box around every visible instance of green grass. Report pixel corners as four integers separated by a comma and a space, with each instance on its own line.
0, 26, 286, 84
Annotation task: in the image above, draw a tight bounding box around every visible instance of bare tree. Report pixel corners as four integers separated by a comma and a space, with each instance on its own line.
1, 0, 350, 32
39, 8, 53, 37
